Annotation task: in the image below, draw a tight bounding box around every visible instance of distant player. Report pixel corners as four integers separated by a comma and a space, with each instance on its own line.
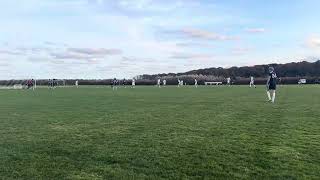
48, 79, 51, 88
250, 76, 256, 88
157, 78, 161, 88
48, 79, 55, 89
227, 77, 231, 86
75, 80, 79, 88
163, 79, 166, 86
31, 79, 35, 90
266, 67, 277, 103
132, 78, 136, 88
123, 79, 127, 88
112, 78, 118, 90
53, 79, 58, 88
26, 79, 34, 90
180, 80, 184, 86
178, 79, 181, 87
194, 79, 198, 88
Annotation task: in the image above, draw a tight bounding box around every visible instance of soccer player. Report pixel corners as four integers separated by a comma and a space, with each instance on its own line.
51, 79, 55, 88
227, 77, 231, 86
75, 80, 79, 88
112, 78, 118, 90
157, 78, 161, 88
178, 79, 181, 87
48, 79, 54, 89
123, 78, 127, 88
266, 67, 277, 103
26, 79, 33, 89
250, 76, 256, 88
132, 78, 136, 88
52, 79, 57, 88
194, 79, 198, 88
163, 79, 166, 86
31, 79, 35, 90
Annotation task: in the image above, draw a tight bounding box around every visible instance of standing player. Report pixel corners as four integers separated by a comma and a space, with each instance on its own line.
112, 78, 118, 90
48, 79, 51, 89
194, 79, 198, 88
157, 78, 161, 88
266, 67, 277, 103
26, 79, 34, 90
178, 79, 181, 87
227, 77, 231, 86
132, 78, 136, 88
52, 79, 57, 88
75, 80, 79, 88
250, 76, 256, 88
48, 79, 55, 89
31, 79, 35, 90
163, 79, 167, 87
123, 79, 127, 88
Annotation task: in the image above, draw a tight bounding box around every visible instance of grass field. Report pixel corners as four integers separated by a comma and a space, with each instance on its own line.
0, 85, 319, 179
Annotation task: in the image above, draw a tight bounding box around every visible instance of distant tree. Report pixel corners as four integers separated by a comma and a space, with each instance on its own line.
137, 60, 320, 85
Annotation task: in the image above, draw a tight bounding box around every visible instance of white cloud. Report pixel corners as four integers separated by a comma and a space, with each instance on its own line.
231, 47, 251, 55
50, 52, 91, 60
245, 28, 266, 33
0, 62, 9, 67
176, 42, 214, 47
0, 49, 24, 56
68, 48, 122, 55
180, 28, 239, 41
118, 0, 152, 10
28, 57, 48, 63
92, 0, 189, 14
306, 35, 320, 49
170, 52, 215, 60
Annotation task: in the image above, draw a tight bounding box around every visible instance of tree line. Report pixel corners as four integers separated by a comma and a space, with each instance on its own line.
0, 60, 319, 86
138, 60, 320, 84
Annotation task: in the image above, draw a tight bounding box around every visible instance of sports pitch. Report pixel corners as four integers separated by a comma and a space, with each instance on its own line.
0, 85, 319, 179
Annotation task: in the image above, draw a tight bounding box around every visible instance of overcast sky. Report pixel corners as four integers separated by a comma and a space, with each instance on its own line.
0, 0, 320, 79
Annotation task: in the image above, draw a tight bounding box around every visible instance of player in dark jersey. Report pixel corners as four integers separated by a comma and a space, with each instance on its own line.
112, 78, 118, 90
27, 79, 35, 90
48, 79, 52, 89
52, 79, 57, 88
26, 79, 31, 89
31, 79, 35, 90
123, 78, 127, 88
266, 67, 277, 103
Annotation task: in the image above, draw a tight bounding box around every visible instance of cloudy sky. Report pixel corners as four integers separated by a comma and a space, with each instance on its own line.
1, 0, 320, 79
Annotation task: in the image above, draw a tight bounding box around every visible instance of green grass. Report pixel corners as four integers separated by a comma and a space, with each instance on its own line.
0, 85, 319, 179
